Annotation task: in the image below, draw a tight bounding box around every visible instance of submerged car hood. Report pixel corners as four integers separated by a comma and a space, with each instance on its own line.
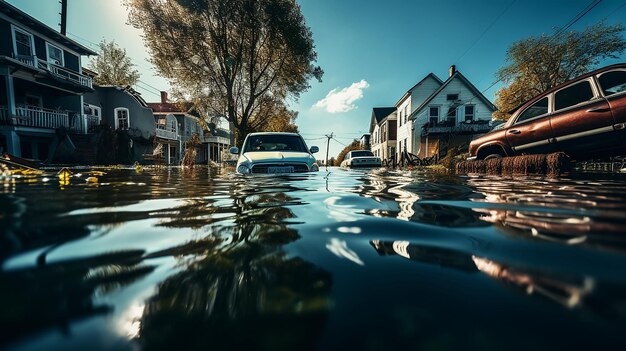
241, 151, 312, 163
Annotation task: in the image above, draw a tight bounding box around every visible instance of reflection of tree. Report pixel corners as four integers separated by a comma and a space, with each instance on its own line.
138, 191, 332, 351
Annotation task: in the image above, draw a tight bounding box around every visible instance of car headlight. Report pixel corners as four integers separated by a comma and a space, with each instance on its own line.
237, 164, 251, 174
310, 164, 319, 172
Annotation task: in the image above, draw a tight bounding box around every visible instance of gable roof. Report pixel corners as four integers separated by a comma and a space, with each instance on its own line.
395, 73, 444, 107
0, 1, 97, 56
410, 71, 496, 120
369, 107, 396, 133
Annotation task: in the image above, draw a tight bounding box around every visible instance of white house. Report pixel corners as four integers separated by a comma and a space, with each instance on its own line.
369, 107, 397, 161
395, 73, 442, 158
408, 66, 496, 158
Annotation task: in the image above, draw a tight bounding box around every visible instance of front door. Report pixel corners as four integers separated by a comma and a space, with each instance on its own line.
506, 96, 556, 155
549, 78, 617, 157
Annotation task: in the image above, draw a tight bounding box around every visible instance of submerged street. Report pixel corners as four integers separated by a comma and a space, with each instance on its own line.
2, 167, 626, 350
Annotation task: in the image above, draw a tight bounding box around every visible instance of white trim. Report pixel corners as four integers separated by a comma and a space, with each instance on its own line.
428, 105, 439, 124
512, 139, 550, 152
2, 13, 84, 57
45, 42, 65, 66
464, 104, 475, 121
114, 107, 130, 130
11, 24, 36, 57
554, 125, 615, 142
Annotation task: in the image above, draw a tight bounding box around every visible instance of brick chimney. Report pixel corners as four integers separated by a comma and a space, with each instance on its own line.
160, 91, 168, 104
449, 65, 456, 77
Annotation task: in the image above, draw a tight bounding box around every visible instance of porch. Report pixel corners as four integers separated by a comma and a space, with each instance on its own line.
14, 55, 92, 89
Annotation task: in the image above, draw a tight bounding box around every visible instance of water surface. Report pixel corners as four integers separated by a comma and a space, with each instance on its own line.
2, 166, 626, 350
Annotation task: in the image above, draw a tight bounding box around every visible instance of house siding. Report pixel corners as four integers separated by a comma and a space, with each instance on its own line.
412, 75, 495, 157
396, 75, 441, 156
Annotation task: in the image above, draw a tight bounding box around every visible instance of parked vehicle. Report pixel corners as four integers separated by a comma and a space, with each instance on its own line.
469, 63, 626, 161
230, 132, 319, 174
340, 150, 381, 168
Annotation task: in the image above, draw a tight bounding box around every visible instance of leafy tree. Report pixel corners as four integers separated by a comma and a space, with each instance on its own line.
494, 23, 625, 120
248, 96, 299, 133
328, 157, 336, 167
335, 140, 361, 165
126, 0, 323, 146
88, 40, 140, 86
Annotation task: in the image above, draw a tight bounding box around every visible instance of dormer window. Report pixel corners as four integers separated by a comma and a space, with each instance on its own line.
446, 94, 459, 101
11, 25, 35, 57
46, 43, 64, 66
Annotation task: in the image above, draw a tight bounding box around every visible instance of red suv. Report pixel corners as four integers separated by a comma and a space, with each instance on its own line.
469, 63, 626, 160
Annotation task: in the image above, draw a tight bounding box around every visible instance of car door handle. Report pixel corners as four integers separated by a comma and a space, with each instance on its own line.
586, 107, 610, 113
508, 130, 521, 134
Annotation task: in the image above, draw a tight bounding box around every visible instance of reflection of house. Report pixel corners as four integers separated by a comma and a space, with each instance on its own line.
83, 85, 156, 163
409, 66, 496, 158
369, 107, 396, 160
147, 92, 231, 165
0, 1, 97, 161
395, 73, 442, 158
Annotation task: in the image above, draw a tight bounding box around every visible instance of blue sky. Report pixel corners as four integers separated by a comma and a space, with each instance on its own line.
6, 0, 626, 156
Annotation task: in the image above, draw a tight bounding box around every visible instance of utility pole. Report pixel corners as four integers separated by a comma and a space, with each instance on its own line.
59, 0, 67, 35
324, 132, 333, 170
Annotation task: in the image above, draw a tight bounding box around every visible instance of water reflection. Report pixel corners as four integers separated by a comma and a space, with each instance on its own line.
3, 167, 626, 350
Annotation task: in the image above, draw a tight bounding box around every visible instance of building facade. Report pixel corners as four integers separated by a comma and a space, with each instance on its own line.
369, 107, 397, 161
0, 1, 97, 161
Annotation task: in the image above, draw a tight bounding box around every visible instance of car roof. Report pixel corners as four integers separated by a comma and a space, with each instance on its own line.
508, 63, 626, 115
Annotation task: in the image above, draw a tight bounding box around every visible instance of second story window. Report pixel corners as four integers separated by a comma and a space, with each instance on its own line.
12, 25, 35, 57
46, 43, 64, 66
114, 107, 130, 130
465, 105, 475, 121
429, 106, 439, 125
447, 94, 459, 101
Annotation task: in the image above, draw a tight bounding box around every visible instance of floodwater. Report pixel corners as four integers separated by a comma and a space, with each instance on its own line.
2, 166, 626, 350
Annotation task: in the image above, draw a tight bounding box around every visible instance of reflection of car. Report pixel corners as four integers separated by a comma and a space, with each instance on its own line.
340, 150, 381, 168
230, 132, 319, 174
469, 63, 626, 160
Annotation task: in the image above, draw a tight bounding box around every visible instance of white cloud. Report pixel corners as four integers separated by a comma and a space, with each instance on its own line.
314, 80, 369, 113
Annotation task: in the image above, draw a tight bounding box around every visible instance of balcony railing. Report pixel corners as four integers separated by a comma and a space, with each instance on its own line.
422, 121, 493, 135
70, 114, 101, 134
0, 105, 70, 129
15, 55, 93, 89
156, 126, 178, 140
203, 135, 230, 145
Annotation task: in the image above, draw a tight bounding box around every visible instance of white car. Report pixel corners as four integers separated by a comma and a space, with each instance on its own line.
340, 150, 381, 168
230, 132, 320, 174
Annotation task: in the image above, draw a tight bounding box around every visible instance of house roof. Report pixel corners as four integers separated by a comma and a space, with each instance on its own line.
95, 85, 149, 108
395, 73, 444, 107
0, 1, 98, 56
410, 70, 496, 120
369, 107, 396, 133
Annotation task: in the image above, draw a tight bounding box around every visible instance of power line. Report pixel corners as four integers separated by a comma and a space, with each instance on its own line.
456, 0, 517, 64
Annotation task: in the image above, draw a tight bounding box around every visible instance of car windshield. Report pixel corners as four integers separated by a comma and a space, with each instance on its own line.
351, 151, 374, 157
243, 134, 308, 153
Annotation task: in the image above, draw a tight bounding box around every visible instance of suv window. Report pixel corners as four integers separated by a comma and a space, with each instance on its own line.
554, 80, 594, 111
517, 97, 549, 123
243, 134, 307, 153
351, 151, 374, 157
598, 70, 626, 96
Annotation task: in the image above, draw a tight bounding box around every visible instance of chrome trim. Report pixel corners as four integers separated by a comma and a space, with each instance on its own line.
466, 156, 477, 161
512, 139, 550, 151
555, 125, 614, 142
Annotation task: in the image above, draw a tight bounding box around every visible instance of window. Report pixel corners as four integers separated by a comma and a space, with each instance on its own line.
399, 110, 403, 126
598, 70, 626, 97
555, 80, 595, 111
114, 107, 130, 130
46, 43, 64, 66
86, 104, 101, 118
446, 94, 459, 101
429, 106, 439, 125
464, 105, 475, 122
447, 107, 457, 124
11, 25, 34, 57
404, 106, 408, 124
517, 97, 549, 123
25, 95, 42, 108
